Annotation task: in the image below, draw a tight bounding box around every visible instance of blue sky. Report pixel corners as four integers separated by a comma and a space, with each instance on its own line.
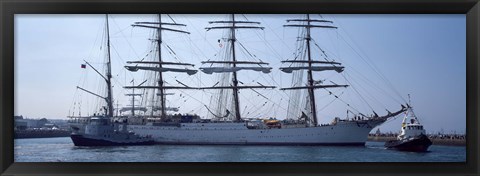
14, 14, 466, 134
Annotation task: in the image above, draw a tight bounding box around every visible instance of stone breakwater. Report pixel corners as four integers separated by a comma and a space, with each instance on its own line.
368, 134, 466, 146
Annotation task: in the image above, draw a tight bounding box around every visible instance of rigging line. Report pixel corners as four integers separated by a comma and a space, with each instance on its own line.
258, 34, 284, 60
286, 34, 305, 68
265, 69, 294, 100
111, 24, 133, 37
249, 88, 271, 101
335, 66, 394, 107
317, 92, 342, 112
321, 88, 362, 114
238, 62, 288, 105
258, 17, 295, 56
111, 17, 142, 64
181, 36, 211, 88
138, 53, 154, 106
184, 26, 210, 59
164, 42, 178, 57
340, 73, 374, 111
69, 88, 80, 116
241, 14, 249, 21
233, 31, 266, 41
286, 50, 307, 114
311, 39, 342, 65
236, 43, 253, 61
237, 40, 259, 61
341, 60, 404, 105
344, 68, 403, 105
312, 40, 328, 59
234, 20, 280, 60
163, 42, 184, 64
337, 32, 406, 103
339, 34, 399, 97
343, 71, 386, 109
175, 88, 208, 108
312, 39, 335, 62
261, 95, 289, 115
188, 16, 228, 52
166, 14, 177, 24
286, 93, 308, 118
238, 92, 267, 118
86, 20, 104, 63
325, 26, 342, 61
110, 44, 135, 80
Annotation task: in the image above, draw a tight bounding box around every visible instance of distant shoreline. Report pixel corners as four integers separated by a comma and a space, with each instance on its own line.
368, 135, 466, 146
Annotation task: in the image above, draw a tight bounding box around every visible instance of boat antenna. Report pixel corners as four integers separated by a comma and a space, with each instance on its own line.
408, 94, 411, 106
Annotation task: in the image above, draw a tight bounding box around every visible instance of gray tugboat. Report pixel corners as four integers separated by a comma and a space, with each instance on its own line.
71, 117, 154, 146
70, 14, 154, 146
385, 102, 432, 152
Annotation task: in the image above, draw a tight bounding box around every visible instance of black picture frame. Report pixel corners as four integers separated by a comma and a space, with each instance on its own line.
1, 0, 478, 175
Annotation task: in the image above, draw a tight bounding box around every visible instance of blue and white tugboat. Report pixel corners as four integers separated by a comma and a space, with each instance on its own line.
70, 14, 154, 146
385, 103, 432, 152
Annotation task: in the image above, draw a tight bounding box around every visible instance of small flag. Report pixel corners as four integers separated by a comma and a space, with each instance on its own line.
81, 64, 86, 69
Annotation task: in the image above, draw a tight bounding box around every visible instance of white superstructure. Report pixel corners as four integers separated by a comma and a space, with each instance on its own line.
397, 106, 427, 140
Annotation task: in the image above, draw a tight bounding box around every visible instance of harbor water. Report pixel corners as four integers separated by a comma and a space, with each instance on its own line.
14, 137, 465, 162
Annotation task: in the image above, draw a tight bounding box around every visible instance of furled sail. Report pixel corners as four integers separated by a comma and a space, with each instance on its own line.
152, 106, 179, 112
201, 61, 268, 65
126, 61, 194, 66
280, 84, 349, 90
119, 107, 148, 113
280, 66, 344, 73
281, 60, 341, 65
199, 67, 272, 74
286, 19, 334, 23
125, 65, 197, 75
125, 93, 142, 96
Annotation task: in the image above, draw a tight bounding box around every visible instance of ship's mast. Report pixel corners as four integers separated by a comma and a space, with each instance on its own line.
123, 79, 146, 116
201, 14, 275, 121
281, 14, 346, 126
230, 14, 242, 121
105, 14, 114, 118
132, 82, 135, 116
305, 14, 318, 126
131, 80, 136, 116
156, 14, 167, 119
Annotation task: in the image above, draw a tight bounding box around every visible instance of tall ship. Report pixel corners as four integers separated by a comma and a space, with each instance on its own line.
118, 14, 408, 145
68, 14, 408, 146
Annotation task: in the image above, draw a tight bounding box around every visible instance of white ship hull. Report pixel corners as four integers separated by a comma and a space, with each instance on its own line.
127, 119, 386, 145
